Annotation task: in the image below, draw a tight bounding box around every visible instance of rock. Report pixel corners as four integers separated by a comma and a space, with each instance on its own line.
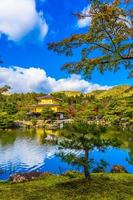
45, 134, 57, 141
9, 172, 43, 183
110, 165, 128, 173
9, 174, 27, 183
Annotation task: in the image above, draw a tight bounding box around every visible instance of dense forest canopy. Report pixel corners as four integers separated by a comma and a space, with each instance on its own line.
0, 85, 132, 130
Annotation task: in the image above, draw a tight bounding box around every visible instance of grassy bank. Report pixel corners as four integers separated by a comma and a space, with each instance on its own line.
0, 173, 133, 200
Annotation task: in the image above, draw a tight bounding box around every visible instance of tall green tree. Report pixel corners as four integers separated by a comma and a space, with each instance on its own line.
40, 107, 55, 121
0, 112, 14, 129
48, 0, 133, 78
58, 120, 118, 180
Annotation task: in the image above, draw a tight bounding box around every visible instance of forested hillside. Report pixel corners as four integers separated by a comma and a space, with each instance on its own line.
85, 85, 133, 130
0, 92, 42, 128
0, 85, 132, 129
52, 85, 133, 130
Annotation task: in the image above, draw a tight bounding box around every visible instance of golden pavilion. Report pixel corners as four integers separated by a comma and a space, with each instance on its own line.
30, 95, 64, 119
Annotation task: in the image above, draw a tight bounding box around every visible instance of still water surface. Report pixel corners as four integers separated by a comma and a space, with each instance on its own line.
0, 128, 133, 180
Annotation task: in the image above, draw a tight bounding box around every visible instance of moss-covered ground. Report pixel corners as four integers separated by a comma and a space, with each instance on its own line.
0, 173, 133, 200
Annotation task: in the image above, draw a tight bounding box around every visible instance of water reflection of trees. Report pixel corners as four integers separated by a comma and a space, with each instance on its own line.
0, 128, 60, 146
35, 128, 60, 145
0, 127, 133, 164
0, 129, 36, 146
105, 127, 133, 165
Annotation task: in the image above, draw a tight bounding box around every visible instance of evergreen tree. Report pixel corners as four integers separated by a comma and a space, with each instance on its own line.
58, 120, 119, 180
48, 0, 133, 78
0, 112, 14, 129
40, 107, 55, 121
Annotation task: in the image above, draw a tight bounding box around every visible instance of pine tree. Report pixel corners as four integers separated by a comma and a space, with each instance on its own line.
58, 119, 118, 180
48, 0, 133, 78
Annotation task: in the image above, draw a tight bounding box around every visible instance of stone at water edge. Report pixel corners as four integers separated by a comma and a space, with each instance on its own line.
10, 174, 27, 183
110, 165, 128, 173
9, 172, 43, 183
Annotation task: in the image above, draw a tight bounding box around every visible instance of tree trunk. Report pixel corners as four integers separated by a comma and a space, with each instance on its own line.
84, 148, 91, 180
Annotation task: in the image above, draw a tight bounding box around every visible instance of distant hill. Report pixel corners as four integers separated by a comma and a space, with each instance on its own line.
86, 85, 133, 99
51, 85, 133, 98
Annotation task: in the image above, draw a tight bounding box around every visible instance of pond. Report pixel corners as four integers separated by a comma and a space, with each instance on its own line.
0, 128, 133, 180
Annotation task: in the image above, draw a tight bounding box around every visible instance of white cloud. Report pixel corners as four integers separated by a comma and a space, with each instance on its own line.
38, 11, 48, 40
0, 0, 48, 41
0, 66, 111, 93
0, 138, 58, 170
77, 5, 91, 28
51, 75, 111, 93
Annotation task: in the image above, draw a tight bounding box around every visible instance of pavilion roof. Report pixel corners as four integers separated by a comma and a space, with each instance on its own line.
36, 95, 62, 101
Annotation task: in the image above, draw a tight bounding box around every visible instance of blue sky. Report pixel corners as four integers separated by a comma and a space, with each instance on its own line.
0, 0, 132, 93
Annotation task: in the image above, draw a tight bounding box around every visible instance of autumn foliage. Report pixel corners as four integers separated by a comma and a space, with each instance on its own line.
48, 0, 133, 78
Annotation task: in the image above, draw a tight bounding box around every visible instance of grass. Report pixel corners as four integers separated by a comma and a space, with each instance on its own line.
0, 173, 133, 200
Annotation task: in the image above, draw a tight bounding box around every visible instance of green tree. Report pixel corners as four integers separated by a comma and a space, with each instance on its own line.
40, 107, 55, 121
48, 0, 133, 78
0, 112, 14, 129
15, 110, 28, 121
58, 120, 118, 180
3, 102, 18, 115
